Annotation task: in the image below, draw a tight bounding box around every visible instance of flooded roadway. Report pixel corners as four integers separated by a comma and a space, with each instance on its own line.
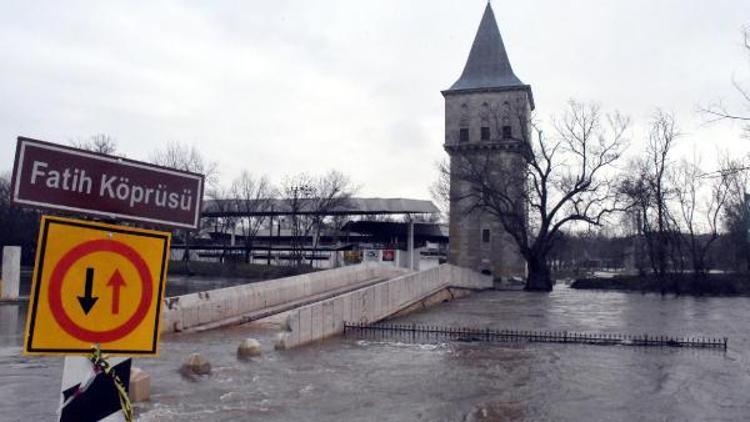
2, 284, 750, 421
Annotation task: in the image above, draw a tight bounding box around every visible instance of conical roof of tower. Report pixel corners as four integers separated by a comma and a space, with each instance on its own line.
445, 3, 531, 98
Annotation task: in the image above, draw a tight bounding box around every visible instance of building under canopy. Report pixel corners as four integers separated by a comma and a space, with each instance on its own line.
175, 198, 444, 270
202, 197, 439, 217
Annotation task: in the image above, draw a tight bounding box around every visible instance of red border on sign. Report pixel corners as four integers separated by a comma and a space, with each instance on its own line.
47, 239, 153, 343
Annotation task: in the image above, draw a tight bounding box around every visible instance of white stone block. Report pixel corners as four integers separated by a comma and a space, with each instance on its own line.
311, 304, 323, 341
1, 246, 20, 299
129, 367, 151, 402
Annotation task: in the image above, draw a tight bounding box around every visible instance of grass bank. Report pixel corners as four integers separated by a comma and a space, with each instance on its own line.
570, 273, 750, 296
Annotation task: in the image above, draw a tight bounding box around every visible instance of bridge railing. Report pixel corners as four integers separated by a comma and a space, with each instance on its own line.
343, 322, 728, 350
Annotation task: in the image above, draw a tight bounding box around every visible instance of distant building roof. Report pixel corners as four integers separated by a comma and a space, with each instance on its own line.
443, 3, 534, 108
342, 221, 448, 241
202, 197, 439, 217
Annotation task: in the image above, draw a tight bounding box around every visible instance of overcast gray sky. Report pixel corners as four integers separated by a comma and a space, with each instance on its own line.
1, 0, 749, 199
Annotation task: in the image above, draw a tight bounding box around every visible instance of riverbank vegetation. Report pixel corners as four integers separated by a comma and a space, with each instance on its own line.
570, 273, 750, 296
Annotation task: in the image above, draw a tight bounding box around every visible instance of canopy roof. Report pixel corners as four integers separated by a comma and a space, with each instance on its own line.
202, 197, 440, 217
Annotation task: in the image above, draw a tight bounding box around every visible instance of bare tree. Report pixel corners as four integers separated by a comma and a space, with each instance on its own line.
700, 28, 750, 139
231, 171, 274, 264
621, 111, 681, 286
306, 170, 355, 266
70, 134, 119, 155
719, 153, 750, 271
672, 156, 731, 280
150, 142, 218, 266
150, 141, 218, 186
0, 172, 40, 264
205, 183, 237, 263
448, 100, 630, 291
281, 173, 316, 266
281, 171, 355, 267
430, 158, 450, 222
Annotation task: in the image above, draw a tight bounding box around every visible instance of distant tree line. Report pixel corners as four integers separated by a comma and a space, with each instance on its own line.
0, 135, 356, 269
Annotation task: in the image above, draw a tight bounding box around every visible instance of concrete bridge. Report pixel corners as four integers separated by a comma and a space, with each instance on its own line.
162, 263, 492, 349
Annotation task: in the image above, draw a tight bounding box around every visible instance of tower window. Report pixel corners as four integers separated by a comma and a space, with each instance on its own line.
480, 126, 490, 141
502, 125, 512, 139
482, 229, 491, 243
459, 128, 469, 143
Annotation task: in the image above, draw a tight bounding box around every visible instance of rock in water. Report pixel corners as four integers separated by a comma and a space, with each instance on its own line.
237, 338, 263, 359
181, 353, 211, 375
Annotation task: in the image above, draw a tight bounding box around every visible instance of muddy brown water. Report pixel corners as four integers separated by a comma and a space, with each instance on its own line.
1, 282, 749, 421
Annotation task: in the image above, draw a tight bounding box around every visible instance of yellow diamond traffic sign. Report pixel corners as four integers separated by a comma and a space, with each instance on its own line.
24, 216, 171, 356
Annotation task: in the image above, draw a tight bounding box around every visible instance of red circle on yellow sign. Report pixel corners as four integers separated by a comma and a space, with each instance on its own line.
47, 239, 153, 343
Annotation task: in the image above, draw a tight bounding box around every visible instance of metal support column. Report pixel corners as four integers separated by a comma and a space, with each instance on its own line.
407, 215, 415, 270
267, 215, 273, 265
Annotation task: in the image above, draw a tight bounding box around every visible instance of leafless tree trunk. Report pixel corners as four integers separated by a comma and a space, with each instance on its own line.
282, 174, 315, 267
719, 154, 750, 272
449, 100, 630, 291
699, 28, 750, 139
231, 171, 274, 264
672, 156, 731, 282
281, 171, 355, 267
621, 111, 680, 290
0, 172, 40, 264
70, 134, 119, 155
430, 158, 450, 222
150, 142, 217, 269
206, 185, 237, 263
306, 171, 355, 267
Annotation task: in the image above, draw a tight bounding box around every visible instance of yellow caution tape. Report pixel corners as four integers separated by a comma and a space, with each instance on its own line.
88, 344, 134, 422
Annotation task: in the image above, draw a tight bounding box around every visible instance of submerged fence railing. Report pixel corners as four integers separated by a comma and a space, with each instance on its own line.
343, 322, 727, 350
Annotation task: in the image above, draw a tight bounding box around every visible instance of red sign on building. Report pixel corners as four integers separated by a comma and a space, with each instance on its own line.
11, 137, 204, 229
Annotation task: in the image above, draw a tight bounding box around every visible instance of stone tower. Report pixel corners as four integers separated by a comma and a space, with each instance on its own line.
443, 3, 533, 278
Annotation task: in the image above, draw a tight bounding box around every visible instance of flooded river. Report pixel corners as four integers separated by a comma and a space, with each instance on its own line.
2, 284, 749, 421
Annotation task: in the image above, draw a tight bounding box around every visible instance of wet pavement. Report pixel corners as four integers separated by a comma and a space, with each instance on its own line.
2, 285, 750, 421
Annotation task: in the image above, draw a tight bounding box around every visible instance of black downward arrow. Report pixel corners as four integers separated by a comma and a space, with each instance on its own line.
77, 267, 98, 315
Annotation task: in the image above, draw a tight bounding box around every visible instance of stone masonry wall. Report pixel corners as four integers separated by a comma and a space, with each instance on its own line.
445, 89, 530, 279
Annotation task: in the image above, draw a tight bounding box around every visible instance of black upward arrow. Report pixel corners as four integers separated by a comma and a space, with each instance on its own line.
77, 267, 98, 315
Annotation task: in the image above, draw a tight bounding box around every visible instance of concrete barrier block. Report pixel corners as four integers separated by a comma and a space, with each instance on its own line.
340, 294, 353, 324
286, 310, 301, 346
357, 290, 368, 323
366, 288, 377, 322
311, 303, 323, 341
332, 296, 345, 333
321, 301, 334, 338
1, 246, 20, 299
129, 367, 151, 402
197, 303, 213, 325
299, 306, 313, 345
274, 332, 291, 350
182, 305, 197, 330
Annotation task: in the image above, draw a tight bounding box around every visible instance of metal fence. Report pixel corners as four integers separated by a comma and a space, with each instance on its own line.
343, 322, 727, 350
